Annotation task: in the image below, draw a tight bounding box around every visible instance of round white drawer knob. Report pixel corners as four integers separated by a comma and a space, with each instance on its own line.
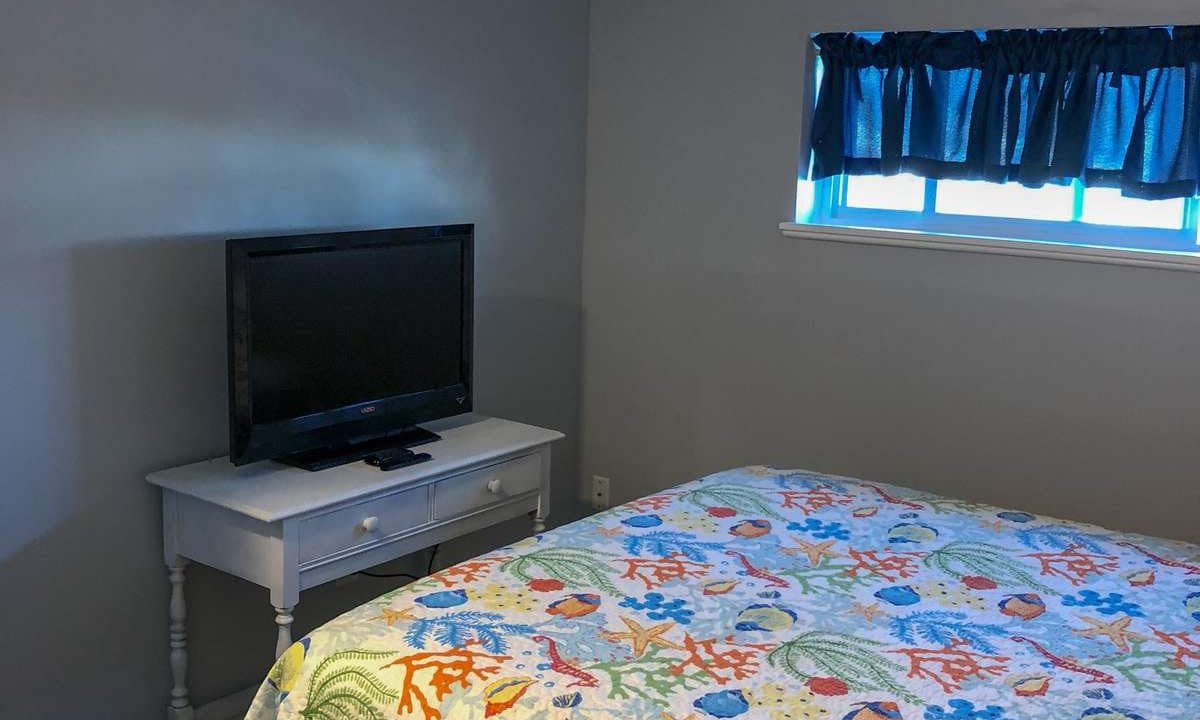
486, 477, 503, 495
361, 516, 380, 532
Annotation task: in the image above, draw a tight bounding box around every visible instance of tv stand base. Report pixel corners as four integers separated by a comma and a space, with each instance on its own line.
279, 426, 440, 471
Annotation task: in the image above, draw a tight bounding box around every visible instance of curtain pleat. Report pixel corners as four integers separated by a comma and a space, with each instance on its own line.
810, 27, 1200, 199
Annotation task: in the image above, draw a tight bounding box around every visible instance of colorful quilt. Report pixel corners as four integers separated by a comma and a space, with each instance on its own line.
246, 466, 1200, 720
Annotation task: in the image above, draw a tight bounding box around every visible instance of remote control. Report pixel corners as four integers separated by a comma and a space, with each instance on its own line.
364, 448, 432, 471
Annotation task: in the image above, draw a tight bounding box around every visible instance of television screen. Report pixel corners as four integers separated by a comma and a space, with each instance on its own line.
247, 242, 463, 423
227, 225, 473, 467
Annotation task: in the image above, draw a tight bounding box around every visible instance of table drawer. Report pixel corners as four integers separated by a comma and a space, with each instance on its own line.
432, 454, 541, 521
298, 485, 430, 564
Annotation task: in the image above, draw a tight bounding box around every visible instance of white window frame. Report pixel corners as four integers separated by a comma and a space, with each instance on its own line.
807, 175, 1200, 254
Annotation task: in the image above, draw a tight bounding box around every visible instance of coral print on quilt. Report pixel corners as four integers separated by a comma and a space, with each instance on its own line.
245, 466, 1200, 720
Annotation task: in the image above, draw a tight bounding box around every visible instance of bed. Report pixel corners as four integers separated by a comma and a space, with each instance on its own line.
245, 466, 1200, 720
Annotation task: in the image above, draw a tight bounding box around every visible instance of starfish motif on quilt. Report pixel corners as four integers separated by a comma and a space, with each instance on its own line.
596, 526, 624, 539
603, 616, 683, 657
373, 606, 418, 627
850, 601, 885, 623
662, 714, 699, 720
1072, 615, 1147, 653
781, 537, 840, 566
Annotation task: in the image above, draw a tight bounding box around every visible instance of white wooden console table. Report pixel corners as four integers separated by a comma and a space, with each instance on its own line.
146, 416, 563, 720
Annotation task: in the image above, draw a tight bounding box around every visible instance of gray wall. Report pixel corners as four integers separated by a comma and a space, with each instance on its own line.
0, 1, 588, 717
582, 0, 1200, 544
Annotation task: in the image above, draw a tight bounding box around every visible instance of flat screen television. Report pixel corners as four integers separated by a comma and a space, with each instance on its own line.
226, 224, 473, 469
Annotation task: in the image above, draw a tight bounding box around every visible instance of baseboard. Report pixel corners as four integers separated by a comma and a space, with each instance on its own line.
195, 685, 258, 720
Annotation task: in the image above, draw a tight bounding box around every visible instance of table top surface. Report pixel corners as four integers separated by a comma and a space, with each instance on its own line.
147, 416, 563, 522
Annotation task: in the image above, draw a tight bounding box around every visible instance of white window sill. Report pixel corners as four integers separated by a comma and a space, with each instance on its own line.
780, 222, 1200, 274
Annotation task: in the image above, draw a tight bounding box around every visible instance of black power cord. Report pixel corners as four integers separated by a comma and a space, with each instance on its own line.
357, 570, 419, 580
356, 543, 441, 581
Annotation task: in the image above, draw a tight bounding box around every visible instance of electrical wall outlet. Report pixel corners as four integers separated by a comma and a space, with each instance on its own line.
591, 475, 611, 509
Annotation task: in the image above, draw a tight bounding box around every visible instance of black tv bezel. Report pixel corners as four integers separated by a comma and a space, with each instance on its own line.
226, 224, 474, 466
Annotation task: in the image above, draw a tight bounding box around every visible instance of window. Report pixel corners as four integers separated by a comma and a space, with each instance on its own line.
796, 174, 1200, 254
795, 30, 1200, 257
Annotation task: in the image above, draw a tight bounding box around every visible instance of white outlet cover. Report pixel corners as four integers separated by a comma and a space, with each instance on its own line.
591, 475, 611, 509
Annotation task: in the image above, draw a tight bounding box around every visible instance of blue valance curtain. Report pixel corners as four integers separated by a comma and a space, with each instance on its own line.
810, 27, 1200, 199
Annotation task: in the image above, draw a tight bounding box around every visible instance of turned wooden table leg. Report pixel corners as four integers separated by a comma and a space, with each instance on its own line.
274, 605, 295, 658
166, 559, 193, 720
532, 494, 547, 535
